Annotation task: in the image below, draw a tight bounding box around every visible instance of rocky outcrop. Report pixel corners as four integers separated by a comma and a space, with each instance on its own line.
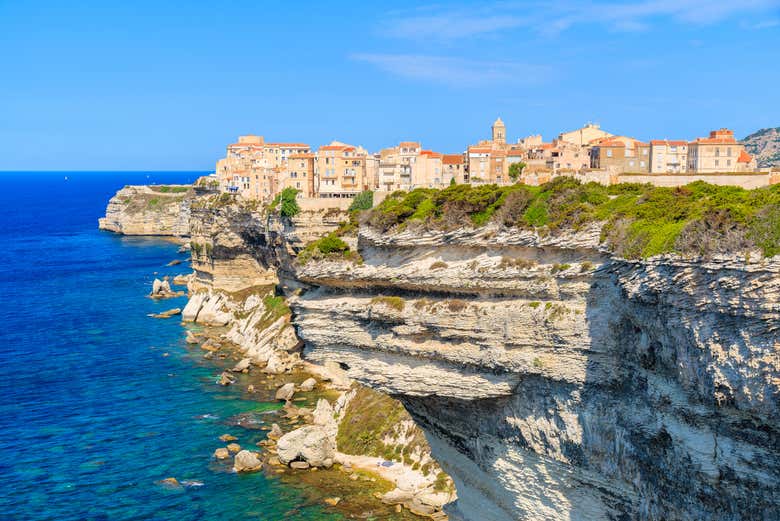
743, 126, 780, 168
152, 190, 780, 519
291, 225, 780, 521
99, 185, 194, 237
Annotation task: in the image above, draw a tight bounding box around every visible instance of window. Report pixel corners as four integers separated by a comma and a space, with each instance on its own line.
727, 148, 732, 156
715, 148, 720, 157
727, 159, 731, 167
607, 149, 613, 157
640, 161, 646, 167
715, 159, 720, 167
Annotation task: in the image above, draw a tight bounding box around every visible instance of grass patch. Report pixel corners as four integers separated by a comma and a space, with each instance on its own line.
370, 296, 405, 312
365, 179, 780, 258
429, 261, 448, 270
150, 185, 190, 193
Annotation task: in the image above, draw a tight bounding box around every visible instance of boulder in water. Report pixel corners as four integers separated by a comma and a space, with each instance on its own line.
299, 377, 317, 392
275, 383, 295, 401
214, 448, 229, 460
276, 425, 335, 468
232, 358, 251, 372
233, 450, 262, 472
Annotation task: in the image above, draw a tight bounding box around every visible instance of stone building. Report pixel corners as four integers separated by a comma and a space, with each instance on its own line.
315, 141, 371, 198
650, 140, 688, 173
558, 123, 613, 146
687, 129, 754, 173
442, 154, 467, 184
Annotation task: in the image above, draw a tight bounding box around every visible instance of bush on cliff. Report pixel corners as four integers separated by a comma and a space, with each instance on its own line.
348, 190, 374, 212
273, 187, 301, 218
366, 179, 780, 259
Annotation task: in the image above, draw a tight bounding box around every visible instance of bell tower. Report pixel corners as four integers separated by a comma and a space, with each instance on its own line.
492, 117, 506, 145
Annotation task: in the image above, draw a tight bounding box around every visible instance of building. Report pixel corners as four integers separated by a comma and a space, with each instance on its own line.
650, 140, 688, 173
215, 135, 311, 200
590, 136, 649, 173
558, 123, 613, 147
442, 154, 467, 184
279, 152, 316, 197
492, 117, 506, 144
466, 117, 527, 184
688, 129, 754, 173
315, 141, 370, 198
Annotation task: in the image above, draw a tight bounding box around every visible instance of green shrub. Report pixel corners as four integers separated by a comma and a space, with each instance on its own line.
365, 179, 780, 258
279, 187, 301, 217
348, 190, 374, 212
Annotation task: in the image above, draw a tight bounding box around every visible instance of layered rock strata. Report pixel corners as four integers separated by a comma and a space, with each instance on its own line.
291, 224, 780, 521
98, 185, 194, 237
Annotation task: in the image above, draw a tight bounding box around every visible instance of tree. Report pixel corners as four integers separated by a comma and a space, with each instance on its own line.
279, 187, 301, 217
450, 177, 457, 186
508, 162, 527, 182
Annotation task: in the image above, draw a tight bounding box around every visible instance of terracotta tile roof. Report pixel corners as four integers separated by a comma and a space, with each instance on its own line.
319, 145, 352, 151
442, 154, 463, 165
399, 141, 421, 148
266, 143, 310, 148
228, 143, 263, 148
650, 140, 687, 146
689, 137, 737, 145
738, 150, 753, 163
420, 150, 442, 158
507, 150, 525, 156
469, 146, 493, 153
289, 153, 316, 159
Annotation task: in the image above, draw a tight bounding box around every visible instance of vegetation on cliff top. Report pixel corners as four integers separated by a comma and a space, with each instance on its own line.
366, 178, 780, 258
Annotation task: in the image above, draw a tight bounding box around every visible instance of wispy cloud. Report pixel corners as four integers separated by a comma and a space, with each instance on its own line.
382, 0, 780, 40
350, 53, 553, 87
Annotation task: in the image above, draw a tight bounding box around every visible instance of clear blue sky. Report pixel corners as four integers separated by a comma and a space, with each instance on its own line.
1, 0, 779, 170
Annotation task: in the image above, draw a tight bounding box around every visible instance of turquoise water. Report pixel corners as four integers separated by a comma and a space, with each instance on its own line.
0, 172, 340, 520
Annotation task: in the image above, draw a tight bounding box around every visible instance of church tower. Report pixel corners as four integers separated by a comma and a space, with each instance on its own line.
492, 117, 506, 144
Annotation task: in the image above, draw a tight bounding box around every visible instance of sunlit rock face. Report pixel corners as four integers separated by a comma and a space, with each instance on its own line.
98, 185, 193, 237
292, 224, 780, 521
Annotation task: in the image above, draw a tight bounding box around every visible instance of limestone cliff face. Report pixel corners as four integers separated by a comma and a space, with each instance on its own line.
98, 185, 193, 237
291, 224, 780, 521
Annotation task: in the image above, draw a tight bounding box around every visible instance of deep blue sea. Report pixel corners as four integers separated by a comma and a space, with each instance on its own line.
0, 172, 341, 521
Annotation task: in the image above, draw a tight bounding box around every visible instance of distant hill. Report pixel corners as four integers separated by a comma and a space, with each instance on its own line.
741, 127, 780, 168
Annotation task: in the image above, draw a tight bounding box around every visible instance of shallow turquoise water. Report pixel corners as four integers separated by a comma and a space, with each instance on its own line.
0, 172, 339, 520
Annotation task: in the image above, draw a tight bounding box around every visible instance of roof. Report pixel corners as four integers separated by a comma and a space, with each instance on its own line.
689, 137, 737, 145
289, 153, 316, 159
738, 150, 753, 163
266, 143, 310, 148
228, 143, 263, 148
420, 150, 442, 158
468, 146, 493, 153
650, 140, 687, 146
442, 154, 463, 165
594, 139, 626, 148
319, 145, 352, 151
398, 141, 421, 148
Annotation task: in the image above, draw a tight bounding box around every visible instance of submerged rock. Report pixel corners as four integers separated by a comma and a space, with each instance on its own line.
152, 308, 181, 319
226, 443, 241, 453
219, 434, 237, 442
213, 448, 229, 460
218, 372, 235, 386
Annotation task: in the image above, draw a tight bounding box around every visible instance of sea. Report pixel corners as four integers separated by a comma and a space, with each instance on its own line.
0, 172, 344, 521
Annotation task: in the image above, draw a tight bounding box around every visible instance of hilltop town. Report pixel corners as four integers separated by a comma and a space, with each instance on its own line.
212, 119, 779, 202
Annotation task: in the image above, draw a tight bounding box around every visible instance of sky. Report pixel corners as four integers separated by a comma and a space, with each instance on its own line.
1, 0, 779, 170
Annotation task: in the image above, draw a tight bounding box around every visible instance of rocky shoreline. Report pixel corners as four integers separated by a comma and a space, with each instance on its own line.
105, 184, 780, 521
